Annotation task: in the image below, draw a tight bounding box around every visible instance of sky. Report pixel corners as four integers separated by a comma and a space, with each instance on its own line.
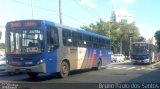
0, 0, 160, 43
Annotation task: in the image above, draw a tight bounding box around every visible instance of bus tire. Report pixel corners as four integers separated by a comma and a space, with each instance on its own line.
95, 59, 102, 71
8, 72, 14, 76
58, 61, 69, 78
27, 72, 38, 79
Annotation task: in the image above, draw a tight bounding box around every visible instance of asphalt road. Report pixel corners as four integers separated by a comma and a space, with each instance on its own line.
0, 60, 160, 89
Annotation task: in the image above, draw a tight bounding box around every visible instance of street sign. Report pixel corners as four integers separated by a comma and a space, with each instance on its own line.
128, 33, 133, 37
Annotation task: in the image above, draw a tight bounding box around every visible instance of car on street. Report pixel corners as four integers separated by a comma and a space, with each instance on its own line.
0, 56, 7, 73
0, 56, 18, 75
111, 54, 125, 62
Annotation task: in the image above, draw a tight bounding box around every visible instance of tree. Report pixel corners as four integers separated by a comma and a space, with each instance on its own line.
137, 36, 146, 42
155, 30, 160, 51
81, 19, 141, 54
0, 43, 5, 49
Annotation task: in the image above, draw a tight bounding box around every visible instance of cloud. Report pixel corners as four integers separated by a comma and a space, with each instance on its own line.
136, 23, 145, 29
136, 23, 157, 39
110, 0, 136, 5
80, 0, 96, 8
122, 0, 136, 4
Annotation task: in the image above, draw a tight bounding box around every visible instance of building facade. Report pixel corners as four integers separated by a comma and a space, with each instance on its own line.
111, 9, 134, 24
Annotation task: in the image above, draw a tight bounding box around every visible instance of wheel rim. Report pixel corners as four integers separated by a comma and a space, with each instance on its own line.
61, 63, 69, 77
98, 61, 101, 70
62, 65, 68, 75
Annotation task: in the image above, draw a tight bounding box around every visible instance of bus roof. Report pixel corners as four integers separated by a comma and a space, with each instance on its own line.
132, 42, 148, 44
133, 42, 147, 44
7, 20, 111, 40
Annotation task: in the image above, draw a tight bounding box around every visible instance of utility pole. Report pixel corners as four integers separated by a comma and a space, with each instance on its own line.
59, 0, 62, 24
109, 22, 110, 37
128, 32, 133, 59
108, 21, 112, 38
120, 38, 122, 54
130, 36, 132, 51
31, 0, 34, 19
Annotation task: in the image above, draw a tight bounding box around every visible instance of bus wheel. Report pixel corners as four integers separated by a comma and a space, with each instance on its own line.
59, 61, 69, 78
27, 72, 38, 79
95, 60, 102, 71
8, 72, 14, 76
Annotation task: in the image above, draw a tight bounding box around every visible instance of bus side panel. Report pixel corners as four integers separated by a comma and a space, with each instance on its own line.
57, 47, 78, 71
103, 49, 112, 66
45, 50, 58, 74
79, 48, 111, 69
78, 48, 101, 69
77, 48, 87, 69
93, 49, 111, 67
80, 48, 93, 69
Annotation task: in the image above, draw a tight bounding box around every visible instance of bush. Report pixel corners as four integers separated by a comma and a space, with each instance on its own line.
0, 43, 5, 49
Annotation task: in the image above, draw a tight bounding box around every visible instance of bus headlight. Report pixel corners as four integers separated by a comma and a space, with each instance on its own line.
37, 59, 44, 64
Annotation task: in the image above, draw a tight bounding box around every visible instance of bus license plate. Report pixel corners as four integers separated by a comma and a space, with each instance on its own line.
25, 62, 33, 65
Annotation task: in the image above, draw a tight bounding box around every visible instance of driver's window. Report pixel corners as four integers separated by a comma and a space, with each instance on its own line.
47, 26, 59, 50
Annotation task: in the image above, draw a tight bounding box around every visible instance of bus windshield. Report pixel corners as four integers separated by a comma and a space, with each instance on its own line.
6, 29, 43, 54
132, 45, 148, 55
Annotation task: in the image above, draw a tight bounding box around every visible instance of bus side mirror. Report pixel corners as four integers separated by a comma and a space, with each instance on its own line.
53, 44, 59, 49
48, 45, 59, 52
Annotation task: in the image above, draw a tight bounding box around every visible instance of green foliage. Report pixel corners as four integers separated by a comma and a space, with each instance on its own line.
137, 36, 146, 42
155, 30, 160, 51
81, 19, 141, 54
0, 43, 5, 49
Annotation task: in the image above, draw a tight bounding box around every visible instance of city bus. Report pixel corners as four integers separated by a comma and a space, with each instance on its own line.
131, 42, 159, 64
5, 20, 112, 78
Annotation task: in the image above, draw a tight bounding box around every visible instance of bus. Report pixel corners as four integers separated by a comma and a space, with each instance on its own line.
131, 42, 159, 64
5, 20, 112, 78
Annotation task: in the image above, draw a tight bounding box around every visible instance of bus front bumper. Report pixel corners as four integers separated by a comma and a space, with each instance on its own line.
6, 63, 46, 73
132, 59, 150, 63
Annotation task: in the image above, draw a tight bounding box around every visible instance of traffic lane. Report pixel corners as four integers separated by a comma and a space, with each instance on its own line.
0, 69, 133, 83
43, 61, 160, 83
0, 68, 145, 83
108, 60, 160, 70
126, 68, 160, 83
1, 68, 160, 84
9, 68, 160, 83
1, 69, 160, 89
0, 61, 160, 83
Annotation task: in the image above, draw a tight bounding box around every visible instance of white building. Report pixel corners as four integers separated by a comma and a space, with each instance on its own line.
148, 37, 157, 45
0, 27, 5, 43
111, 9, 134, 24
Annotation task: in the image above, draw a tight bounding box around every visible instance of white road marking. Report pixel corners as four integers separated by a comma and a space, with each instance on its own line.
127, 67, 136, 70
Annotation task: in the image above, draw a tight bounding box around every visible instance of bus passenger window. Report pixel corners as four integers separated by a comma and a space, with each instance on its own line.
62, 29, 72, 46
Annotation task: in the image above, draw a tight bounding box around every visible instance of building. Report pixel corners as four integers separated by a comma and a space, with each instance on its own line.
148, 37, 157, 45
111, 9, 134, 24
0, 27, 5, 43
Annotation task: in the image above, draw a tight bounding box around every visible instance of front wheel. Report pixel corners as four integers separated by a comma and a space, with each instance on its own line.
8, 72, 14, 76
58, 61, 69, 78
